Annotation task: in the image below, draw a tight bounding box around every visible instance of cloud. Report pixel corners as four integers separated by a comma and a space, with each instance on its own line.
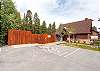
14, 0, 100, 30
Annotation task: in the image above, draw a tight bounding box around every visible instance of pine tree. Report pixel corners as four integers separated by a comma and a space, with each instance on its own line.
41, 21, 47, 34
47, 24, 52, 35
92, 26, 97, 31
52, 22, 56, 33
15, 12, 21, 24
26, 10, 32, 25
33, 13, 40, 34
21, 10, 33, 31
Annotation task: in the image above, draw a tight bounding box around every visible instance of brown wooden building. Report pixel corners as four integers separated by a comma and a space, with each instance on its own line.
57, 18, 99, 44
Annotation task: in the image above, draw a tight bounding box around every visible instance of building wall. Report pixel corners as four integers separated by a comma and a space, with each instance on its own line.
78, 39, 90, 44
75, 34, 88, 39
73, 34, 90, 44
62, 34, 90, 43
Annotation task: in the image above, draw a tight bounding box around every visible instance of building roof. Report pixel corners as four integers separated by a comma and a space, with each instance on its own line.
59, 18, 93, 34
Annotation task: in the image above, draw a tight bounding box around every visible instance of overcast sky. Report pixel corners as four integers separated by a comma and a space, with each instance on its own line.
14, 0, 100, 31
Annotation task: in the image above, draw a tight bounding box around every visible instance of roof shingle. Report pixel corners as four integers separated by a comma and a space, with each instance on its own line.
60, 18, 92, 34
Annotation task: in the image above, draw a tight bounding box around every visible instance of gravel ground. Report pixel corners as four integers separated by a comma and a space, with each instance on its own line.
0, 44, 100, 71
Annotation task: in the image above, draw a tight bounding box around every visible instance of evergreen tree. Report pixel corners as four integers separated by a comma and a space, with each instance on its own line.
92, 26, 97, 31
15, 12, 21, 23
33, 13, 40, 34
21, 10, 33, 31
41, 21, 47, 34
52, 22, 56, 33
0, 0, 20, 46
26, 10, 32, 25
47, 24, 52, 35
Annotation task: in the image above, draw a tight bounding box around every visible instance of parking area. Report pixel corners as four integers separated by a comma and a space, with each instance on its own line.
0, 43, 100, 71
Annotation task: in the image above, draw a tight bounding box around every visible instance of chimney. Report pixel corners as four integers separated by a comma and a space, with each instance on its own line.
85, 18, 88, 20
85, 18, 93, 21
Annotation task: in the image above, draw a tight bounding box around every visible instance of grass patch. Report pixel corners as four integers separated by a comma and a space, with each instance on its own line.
65, 42, 100, 51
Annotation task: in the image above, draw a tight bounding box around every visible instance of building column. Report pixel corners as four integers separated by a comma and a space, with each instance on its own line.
88, 34, 90, 39
88, 34, 90, 43
73, 34, 75, 42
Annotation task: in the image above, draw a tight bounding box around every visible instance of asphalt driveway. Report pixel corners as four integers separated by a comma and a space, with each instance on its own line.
0, 44, 100, 71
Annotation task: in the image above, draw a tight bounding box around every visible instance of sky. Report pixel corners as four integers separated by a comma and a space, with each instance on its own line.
13, 0, 100, 31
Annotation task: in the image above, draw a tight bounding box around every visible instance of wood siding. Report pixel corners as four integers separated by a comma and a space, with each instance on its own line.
75, 34, 88, 39
8, 29, 56, 45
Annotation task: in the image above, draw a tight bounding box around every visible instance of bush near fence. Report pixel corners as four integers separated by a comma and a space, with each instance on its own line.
8, 29, 56, 45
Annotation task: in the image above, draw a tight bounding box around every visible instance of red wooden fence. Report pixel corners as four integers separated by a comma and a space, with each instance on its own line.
8, 29, 56, 45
